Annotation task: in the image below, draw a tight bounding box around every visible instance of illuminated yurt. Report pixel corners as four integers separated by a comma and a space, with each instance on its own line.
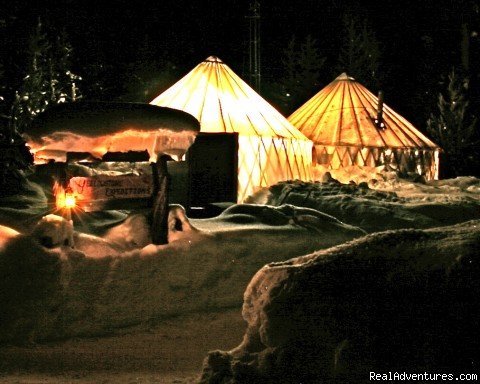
288, 73, 440, 180
151, 56, 313, 202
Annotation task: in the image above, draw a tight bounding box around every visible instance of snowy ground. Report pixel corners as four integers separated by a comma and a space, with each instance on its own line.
1, 170, 480, 383
0, 309, 244, 384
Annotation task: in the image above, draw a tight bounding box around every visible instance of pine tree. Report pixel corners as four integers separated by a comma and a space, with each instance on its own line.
50, 30, 81, 103
11, 19, 81, 133
0, 63, 7, 126
277, 35, 325, 114
121, 36, 179, 102
0, 16, 8, 128
427, 69, 478, 177
337, 14, 381, 90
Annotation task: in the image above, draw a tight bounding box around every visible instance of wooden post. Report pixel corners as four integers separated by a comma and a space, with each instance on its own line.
151, 155, 171, 244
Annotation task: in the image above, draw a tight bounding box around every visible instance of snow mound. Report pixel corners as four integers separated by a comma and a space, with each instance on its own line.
31, 214, 74, 248
0, 204, 364, 344
200, 220, 480, 383
195, 203, 363, 236
247, 179, 480, 233
0, 225, 19, 250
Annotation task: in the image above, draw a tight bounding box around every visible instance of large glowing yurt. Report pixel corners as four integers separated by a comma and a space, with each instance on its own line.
150, 56, 313, 202
288, 73, 440, 180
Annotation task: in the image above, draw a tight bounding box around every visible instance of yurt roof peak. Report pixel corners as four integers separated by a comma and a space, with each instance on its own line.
289, 73, 439, 150
204, 55, 222, 63
150, 56, 309, 141
335, 72, 355, 81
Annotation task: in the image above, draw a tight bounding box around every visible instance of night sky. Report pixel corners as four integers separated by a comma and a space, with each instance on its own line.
1, 0, 479, 125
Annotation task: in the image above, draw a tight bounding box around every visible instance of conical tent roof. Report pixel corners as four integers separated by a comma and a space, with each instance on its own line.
151, 56, 312, 202
151, 56, 308, 140
288, 73, 439, 149
288, 73, 440, 180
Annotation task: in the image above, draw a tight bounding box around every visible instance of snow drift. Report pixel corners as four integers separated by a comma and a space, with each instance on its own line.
247, 177, 480, 233
1, 172, 480, 382
0, 204, 364, 344
200, 220, 480, 383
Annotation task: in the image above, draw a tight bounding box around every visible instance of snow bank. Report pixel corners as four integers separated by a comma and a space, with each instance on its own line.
0, 204, 364, 344
0, 176, 50, 233
247, 178, 480, 233
0, 225, 19, 250
200, 220, 480, 383
311, 166, 480, 203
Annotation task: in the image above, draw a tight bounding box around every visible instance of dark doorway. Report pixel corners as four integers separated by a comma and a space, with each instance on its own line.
186, 133, 238, 209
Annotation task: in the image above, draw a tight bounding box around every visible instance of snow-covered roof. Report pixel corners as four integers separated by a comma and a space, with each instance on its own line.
28, 102, 200, 138
25, 102, 200, 162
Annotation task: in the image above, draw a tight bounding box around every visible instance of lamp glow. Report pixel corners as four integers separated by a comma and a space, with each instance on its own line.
64, 194, 76, 209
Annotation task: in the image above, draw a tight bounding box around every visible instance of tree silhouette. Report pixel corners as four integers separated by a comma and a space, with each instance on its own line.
0, 63, 7, 126
273, 35, 325, 114
427, 69, 479, 177
119, 36, 180, 103
11, 20, 81, 133
337, 14, 381, 90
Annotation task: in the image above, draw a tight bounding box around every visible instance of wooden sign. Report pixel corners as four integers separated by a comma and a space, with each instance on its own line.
68, 174, 153, 211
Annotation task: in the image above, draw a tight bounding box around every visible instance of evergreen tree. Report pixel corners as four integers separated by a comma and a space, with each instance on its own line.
427, 69, 479, 177
122, 59, 179, 103
274, 35, 325, 114
0, 63, 7, 125
11, 20, 81, 133
337, 14, 381, 90
120, 36, 180, 103
50, 30, 81, 103
0, 16, 8, 127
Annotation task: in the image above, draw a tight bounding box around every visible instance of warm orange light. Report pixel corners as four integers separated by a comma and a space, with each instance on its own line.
54, 183, 77, 210
64, 193, 76, 209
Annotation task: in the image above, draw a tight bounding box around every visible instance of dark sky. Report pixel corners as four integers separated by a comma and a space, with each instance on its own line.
1, 0, 479, 122
3, 0, 470, 69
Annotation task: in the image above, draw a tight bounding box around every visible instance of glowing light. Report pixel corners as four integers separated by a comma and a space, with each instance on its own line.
54, 183, 76, 210
64, 190, 76, 209
28, 128, 198, 164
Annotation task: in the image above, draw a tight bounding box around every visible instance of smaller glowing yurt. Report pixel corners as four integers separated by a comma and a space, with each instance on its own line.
288, 73, 440, 180
151, 56, 313, 202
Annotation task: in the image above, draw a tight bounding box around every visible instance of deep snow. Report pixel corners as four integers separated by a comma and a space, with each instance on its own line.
201, 219, 480, 383
1, 169, 480, 383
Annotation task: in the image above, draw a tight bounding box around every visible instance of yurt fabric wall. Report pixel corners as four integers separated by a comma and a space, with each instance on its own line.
288, 73, 440, 180
151, 56, 312, 201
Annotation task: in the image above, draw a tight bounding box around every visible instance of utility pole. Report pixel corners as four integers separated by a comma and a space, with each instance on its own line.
247, 1, 261, 92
